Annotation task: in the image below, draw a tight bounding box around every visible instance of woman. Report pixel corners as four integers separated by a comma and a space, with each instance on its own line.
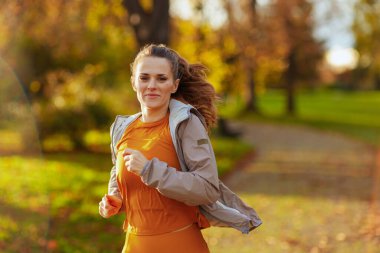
99, 44, 262, 253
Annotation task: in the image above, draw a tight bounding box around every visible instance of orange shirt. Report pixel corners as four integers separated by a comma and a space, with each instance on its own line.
116, 113, 209, 235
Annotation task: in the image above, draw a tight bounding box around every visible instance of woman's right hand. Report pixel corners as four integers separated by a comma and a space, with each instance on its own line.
99, 194, 122, 218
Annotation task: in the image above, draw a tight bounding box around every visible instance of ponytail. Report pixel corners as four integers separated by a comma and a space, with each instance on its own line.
173, 56, 218, 129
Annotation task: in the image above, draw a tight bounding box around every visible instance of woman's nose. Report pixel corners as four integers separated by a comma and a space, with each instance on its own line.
147, 79, 157, 89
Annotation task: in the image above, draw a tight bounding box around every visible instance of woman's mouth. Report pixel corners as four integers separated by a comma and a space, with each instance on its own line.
145, 94, 160, 98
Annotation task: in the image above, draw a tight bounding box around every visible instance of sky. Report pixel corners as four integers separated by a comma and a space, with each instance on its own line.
171, 0, 357, 50
312, 0, 356, 50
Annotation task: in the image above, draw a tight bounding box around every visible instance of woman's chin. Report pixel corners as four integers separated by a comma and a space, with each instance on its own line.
141, 99, 169, 110
142, 103, 164, 111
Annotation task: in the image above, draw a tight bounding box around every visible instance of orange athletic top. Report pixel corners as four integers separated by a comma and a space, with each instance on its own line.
116, 112, 209, 235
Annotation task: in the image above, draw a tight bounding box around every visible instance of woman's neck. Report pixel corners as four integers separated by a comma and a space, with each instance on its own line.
140, 106, 169, 123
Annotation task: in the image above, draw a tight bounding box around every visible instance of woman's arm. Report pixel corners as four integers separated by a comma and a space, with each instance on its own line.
103, 123, 123, 216
108, 165, 121, 197
139, 114, 220, 206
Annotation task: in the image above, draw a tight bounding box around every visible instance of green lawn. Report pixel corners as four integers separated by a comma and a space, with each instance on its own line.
0, 136, 250, 253
0, 153, 123, 252
223, 89, 380, 147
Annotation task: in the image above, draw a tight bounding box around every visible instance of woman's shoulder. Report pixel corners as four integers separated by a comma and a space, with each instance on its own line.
110, 113, 142, 135
170, 99, 206, 123
176, 112, 208, 139
112, 112, 141, 124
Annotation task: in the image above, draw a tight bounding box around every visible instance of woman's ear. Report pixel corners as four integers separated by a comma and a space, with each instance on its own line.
172, 79, 180, 93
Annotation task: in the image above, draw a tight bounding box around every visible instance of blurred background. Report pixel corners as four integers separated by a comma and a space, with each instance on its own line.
0, 0, 379, 252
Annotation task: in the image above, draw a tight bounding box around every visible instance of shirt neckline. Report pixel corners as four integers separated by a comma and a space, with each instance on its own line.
136, 112, 169, 128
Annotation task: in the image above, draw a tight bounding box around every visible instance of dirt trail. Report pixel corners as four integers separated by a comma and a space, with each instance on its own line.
225, 121, 376, 193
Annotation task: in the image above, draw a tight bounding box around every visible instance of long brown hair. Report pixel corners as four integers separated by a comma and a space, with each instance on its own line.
131, 44, 218, 129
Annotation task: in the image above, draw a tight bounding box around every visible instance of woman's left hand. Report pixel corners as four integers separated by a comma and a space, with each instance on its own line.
123, 148, 148, 175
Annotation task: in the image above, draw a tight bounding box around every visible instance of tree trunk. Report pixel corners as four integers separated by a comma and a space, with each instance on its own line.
245, 66, 259, 112
286, 78, 295, 115
285, 51, 296, 115
122, 0, 170, 47
375, 74, 380, 90
245, 0, 258, 113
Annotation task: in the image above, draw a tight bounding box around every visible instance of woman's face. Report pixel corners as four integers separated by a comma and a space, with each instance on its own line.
132, 56, 179, 113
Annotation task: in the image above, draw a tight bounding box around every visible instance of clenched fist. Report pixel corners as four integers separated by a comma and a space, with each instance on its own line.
123, 148, 148, 175
99, 194, 122, 218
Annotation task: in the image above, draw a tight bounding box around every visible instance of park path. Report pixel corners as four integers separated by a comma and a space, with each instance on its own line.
204, 121, 380, 252
224, 121, 376, 195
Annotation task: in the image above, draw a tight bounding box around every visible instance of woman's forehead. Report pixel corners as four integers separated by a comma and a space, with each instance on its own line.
135, 56, 172, 75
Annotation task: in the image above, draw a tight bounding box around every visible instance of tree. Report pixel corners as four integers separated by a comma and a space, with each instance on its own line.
0, 0, 136, 150
273, 0, 323, 115
352, 0, 380, 90
224, 0, 259, 112
122, 0, 170, 47
220, 0, 289, 113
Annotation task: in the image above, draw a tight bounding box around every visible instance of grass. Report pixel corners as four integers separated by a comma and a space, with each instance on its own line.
0, 153, 125, 252
222, 89, 380, 147
211, 137, 252, 176
0, 135, 250, 253
202, 194, 378, 253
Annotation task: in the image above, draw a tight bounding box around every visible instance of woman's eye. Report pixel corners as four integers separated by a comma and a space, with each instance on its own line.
139, 76, 149, 81
159, 77, 167, 81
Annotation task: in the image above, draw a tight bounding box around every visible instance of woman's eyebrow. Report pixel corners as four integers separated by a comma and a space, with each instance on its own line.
139, 73, 168, 76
